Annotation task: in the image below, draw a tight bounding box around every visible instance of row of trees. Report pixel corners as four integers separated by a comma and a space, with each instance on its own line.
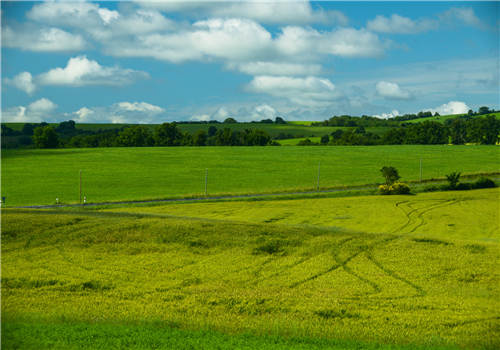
312, 116, 499, 146
27, 123, 277, 148
312, 106, 497, 127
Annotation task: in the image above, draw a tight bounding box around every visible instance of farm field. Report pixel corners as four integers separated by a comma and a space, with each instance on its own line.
2, 188, 499, 349
2, 145, 499, 206
277, 137, 322, 145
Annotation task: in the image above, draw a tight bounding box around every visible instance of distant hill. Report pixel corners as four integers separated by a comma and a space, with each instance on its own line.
401, 112, 500, 124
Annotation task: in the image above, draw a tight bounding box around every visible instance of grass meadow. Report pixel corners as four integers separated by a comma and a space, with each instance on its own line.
2, 145, 499, 206
2, 188, 499, 349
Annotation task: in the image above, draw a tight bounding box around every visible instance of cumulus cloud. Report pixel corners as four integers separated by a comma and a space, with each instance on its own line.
247, 76, 340, 107
190, 114, 211, 122
27, 1, 173, 41
2, 25, 86, 52
276, 26, 386, 58
37, 56, 149, 87
69, 101, 165, 124
425, 101, 470, 115
105, 18, 273, 63
376, 81, 412, 100
373, 110, 400, 119
2, 98, 57, 122
250, 104, 280, 121
367, 14, 438, 34
4, 72, 36, 94
440, 8, 481, 28
141, 0, 349, 26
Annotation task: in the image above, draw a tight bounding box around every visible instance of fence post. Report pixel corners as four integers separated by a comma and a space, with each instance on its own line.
79, 170, 82, 204
317, 161, 321, 191
419, 159, 422, 182
205, 168, 208, 196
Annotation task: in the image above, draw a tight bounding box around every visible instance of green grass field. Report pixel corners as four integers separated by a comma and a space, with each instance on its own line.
2, 146, 499, 206
2, 188, 499, 349
277, 137, 322, 145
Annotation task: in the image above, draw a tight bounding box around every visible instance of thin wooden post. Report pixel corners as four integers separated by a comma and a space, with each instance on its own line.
79, 170, 82, 204
205, 168, 208, 196
317, 161, 321, 191
419, 159, 422, 182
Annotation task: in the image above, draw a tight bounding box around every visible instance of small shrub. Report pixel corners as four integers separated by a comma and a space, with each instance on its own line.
422, 184, 445, 192
379, 182, 410, 195
472, 177, 496, 189
445, 171, 461, 189
253, 240, 284, 255
455, 183, 472, 190
378, 184, 391, 195
391, 182, 410, 194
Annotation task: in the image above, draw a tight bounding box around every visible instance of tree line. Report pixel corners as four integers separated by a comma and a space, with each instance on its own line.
306, 115, 499, 146
312, 106, 497, 127
1, 122, 278, 148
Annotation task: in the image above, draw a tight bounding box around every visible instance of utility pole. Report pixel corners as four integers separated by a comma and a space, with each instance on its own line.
205, 168, 208, 196
317, 161, 321, 191
419, 159, 422, 182
79, 170, 82, 204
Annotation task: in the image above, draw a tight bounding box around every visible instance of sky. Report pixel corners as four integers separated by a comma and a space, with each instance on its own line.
1, 1, 499, 123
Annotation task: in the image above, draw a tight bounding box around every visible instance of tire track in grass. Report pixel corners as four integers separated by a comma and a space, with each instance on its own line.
290, 199, 461, 294
366, 199, 461, 297
256, 237, 356, 285
289, 236, 397, 289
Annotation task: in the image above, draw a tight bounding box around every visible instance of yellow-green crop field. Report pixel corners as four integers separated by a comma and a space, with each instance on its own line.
2, 188, 499, 349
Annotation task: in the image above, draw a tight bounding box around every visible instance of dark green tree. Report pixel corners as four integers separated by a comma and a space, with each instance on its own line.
223, 117, 237, 124
380, 166, 400, 185
193, 130, 208, 146
448, 119, 467, 144
207, 125, 217, 137
33, 126, 59, 148
117, 126, 153, 147
154, 123, 182, 146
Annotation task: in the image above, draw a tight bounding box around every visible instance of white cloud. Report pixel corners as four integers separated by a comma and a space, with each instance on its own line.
376, 81, 412, 100
105, 18, 273, 63
247, 76, 340, 107
440, 8, 481, 28
140, 0, 349, 26
211, 107, 231, 121
190, 114, 211, 122
250, 104, 280, 121
4, 72, 36, 94
373, 110, 400, 119
227, 61, 323, 76
367, 14, 438, 34
70, 101, 165, 124
27, 2, 118, 28
2, 25, 86, 52
276, 26, 386, 59
28, 98, 57, 114
2, 98, 57, 122
28, 2, 172, 41
425, 101, 470, 115
116, 102, 164, 114
37, 56, 149, 87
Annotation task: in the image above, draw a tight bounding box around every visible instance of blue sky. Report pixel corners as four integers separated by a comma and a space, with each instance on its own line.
2, 1, 499, 123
